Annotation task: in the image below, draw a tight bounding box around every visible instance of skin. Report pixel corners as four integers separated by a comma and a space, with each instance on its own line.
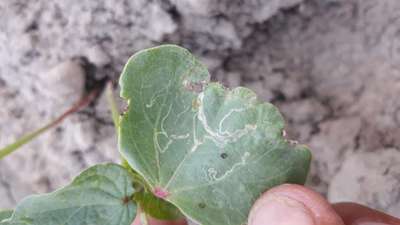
132, 184, 400, 225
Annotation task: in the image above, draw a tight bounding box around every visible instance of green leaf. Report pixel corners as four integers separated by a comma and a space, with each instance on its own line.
119, 45, 311, 225
135, 191, 183, 220
0, 210, 12, 222
3, 164, 136, 225
124, 162, 183, 220
0, 220, 24, 225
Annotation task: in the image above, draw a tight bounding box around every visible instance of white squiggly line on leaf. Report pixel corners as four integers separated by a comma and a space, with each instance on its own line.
197, 93, 257, 148
207, 152, 250, 181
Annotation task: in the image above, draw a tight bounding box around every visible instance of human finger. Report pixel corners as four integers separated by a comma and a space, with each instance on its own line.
248, 184, 345, 225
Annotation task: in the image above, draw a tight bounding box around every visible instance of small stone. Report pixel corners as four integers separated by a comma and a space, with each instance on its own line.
85, 46, 111, 67
308, 117, 362, 180
39, 60, 85, 109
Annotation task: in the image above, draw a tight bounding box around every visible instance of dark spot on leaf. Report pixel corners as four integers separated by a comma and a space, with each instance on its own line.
198, 203, 206, 209
220, 153, 228, 159
122, 196, 130, 204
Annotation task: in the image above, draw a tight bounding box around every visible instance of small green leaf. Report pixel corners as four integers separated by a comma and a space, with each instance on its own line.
0, 210, 12, 222
119, 45, 311, 225
135, 191, 183, 220
3, 164, 136, 225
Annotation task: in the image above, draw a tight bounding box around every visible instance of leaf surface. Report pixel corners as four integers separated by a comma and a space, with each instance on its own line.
0, 210, 12, 222
1, 164, 136, 225
135, 191, 183, 220
119, 45, 311, 225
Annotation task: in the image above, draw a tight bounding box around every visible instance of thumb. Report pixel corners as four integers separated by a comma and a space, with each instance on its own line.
248, 184, 344, 225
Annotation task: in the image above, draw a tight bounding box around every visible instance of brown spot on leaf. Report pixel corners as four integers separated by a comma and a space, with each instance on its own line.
198, 203, 206, 209
122, 196, 130, 204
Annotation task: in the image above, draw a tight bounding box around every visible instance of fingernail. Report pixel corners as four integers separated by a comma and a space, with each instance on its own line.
354, 222, 388, 225
248, 193, 315, 225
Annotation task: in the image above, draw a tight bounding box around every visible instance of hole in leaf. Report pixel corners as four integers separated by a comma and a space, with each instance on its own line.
220, 153, 228, 159
198, 203, 206, 209
183, 80, 205, 93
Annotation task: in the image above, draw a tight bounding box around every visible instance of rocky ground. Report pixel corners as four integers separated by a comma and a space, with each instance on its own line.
1, 0, 399, 217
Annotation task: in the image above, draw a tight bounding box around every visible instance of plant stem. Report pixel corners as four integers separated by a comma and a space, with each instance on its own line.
106, 81, 135, 167
139, 209, 150, 225
0, 89, 98, 160
106, 81, 120, 134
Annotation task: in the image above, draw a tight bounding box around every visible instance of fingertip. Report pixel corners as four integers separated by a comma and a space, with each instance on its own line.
333, 202, 400, 225
248, 184, 344, 225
